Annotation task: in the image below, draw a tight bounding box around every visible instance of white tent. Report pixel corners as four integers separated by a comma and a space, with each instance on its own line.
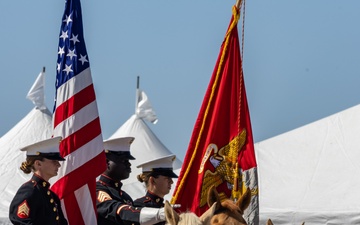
0, 70, 53, 223
255, 104, 360, 225
108, 85, 182, 199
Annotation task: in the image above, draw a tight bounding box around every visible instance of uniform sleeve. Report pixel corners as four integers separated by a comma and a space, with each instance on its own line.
133, 197, 146, 207
9, 185, 39, 225
96, 189, 142, 225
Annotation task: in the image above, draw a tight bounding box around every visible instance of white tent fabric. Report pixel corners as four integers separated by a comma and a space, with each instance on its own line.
255, 104, 360, 225
26, 69, 46, 110
136, 90, 158, 124
0, 107, 53, 220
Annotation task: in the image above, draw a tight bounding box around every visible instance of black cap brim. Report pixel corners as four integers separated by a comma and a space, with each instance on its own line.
37, 153, 66, 161
151, 168, 178, 178
107, 151, 136, 160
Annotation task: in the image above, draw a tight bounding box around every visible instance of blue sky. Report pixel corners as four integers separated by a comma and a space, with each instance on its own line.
1, 1, 360, 161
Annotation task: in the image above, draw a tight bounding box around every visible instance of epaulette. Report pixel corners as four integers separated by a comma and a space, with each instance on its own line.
31, 180, 37, 187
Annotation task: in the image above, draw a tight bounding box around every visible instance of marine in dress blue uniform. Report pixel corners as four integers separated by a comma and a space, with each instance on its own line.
97, 174, 142, 225
9, 137, 68, 225
134, 155, 179, 225
96, 137, 166, 225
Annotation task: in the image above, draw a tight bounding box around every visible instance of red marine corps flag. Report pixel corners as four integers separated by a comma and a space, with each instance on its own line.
51, 0, 106, 224
171, 1, 259, 224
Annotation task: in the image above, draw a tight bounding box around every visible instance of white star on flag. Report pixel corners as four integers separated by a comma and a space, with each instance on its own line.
63, 14, 72, 26
62, 64, 73, 75
67, 49, 77, 60
58, 46, 65, 57
70, 34, 80, 45
59, 30, 69, 42
79, 54, 88, 65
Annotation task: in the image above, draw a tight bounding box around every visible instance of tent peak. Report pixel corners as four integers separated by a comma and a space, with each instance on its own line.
26, 69, 46, 110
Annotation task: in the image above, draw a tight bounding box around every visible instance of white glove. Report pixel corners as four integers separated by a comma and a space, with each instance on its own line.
139, 207, 165, 225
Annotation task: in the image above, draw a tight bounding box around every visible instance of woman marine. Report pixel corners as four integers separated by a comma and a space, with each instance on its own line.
9, 137, 68, 225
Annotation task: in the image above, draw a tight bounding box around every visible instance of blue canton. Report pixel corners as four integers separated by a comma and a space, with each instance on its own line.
55, 0, 89, 91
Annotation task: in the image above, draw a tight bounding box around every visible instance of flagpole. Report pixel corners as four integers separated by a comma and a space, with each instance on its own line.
42, 66, 46, 108
136, 76, 140, 113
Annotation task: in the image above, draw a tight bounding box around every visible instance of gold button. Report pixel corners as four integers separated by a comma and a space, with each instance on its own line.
53, 207, 57, 212
47, 191, 51, 195
56, 216, 59, 220
43, 182, 47, 187
50, 199, 54, 203
115, 183, 119, 187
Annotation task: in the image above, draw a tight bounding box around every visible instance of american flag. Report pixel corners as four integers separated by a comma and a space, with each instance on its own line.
51, 0, 106, 224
